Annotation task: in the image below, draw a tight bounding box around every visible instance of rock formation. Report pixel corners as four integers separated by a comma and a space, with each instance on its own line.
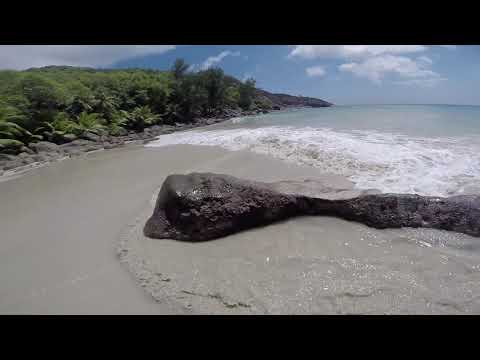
144, 173, 480, 242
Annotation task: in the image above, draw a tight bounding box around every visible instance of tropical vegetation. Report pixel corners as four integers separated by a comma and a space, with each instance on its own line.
0, 59, 269, 152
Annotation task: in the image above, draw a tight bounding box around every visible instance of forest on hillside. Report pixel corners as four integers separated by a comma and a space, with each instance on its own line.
0, 59, 268, 151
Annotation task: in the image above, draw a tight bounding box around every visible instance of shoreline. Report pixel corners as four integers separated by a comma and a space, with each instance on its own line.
1, 143, 479, 314
118, 145, 480, 314
0, 106, 312, 182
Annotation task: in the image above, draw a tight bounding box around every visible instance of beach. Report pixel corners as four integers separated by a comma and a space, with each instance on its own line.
2, 45, 479, 315
1, 143, 479, 314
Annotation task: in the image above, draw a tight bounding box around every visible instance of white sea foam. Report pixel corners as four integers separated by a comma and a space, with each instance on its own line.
146, 126, 480, 197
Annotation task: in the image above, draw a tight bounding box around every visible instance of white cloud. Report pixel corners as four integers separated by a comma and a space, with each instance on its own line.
289, 45, 427, 60
290, 45, 448, 87
339, 54, 442, 85
242, 73, 253, 81
306, 65, 326, 77
188, 63, 199, 72
0, 45, 176, 70
201, 50, 240, 70
417, 55, 433, 65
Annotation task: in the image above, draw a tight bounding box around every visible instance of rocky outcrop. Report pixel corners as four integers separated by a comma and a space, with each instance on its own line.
29, 141, 61, 154
255, 89, 333, 108
144, 173, 480, 242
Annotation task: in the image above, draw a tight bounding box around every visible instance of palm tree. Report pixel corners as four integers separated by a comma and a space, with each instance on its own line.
76, 112, 107, 135
122, 106, 160, 130
172, 58, 190, 80
0, 105, 22, 137
201, 68, 226, 111
35, 112, 79, 137
65, 95, 95, 117
94, 91, 118, 121
106, 112, 128, 136
0, 105, 41, 144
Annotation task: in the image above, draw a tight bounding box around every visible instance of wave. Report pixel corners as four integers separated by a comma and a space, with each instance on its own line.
146, 126, 480, 197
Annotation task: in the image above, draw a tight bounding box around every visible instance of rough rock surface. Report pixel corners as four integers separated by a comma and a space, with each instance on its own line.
144, 173, 480, 242
29, 141, 61, 154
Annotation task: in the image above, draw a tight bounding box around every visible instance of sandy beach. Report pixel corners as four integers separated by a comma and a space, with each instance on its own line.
1, 143, 479, 314
0, 144, 231, 314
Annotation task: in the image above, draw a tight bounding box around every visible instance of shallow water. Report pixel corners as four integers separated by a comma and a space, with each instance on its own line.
147, 105, 480, 197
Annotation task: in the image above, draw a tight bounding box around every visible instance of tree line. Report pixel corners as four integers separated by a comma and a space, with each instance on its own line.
0, 59, 268, 150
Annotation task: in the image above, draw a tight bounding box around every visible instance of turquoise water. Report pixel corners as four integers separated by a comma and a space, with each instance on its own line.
230, 105, 480, 138
149, 105, 480, 197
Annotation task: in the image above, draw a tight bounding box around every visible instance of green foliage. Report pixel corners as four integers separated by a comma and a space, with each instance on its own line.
36, 112, 78, 136
224, 86, 240, 108
0, 105, 23, 138
199, 68, 226, 111
255, 95, 274, 110
66, 95, 96, 117
238, 78, 256, 110
0, 62, 259, 150
122, 106, 161, 130
92, 91, 118, 121
76, 112, 106, 135
0, 104, 41, 144
107, 113, 128, 136
169, 74, 208, 122
0, 119, 25, 139
0, 138, 25, 150
0, 138, 24, 146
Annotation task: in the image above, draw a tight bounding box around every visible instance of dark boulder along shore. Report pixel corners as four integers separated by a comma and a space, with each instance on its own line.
144, 173, 480, 242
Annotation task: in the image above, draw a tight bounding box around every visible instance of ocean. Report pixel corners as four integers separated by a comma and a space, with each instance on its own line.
147, 105, 480, 197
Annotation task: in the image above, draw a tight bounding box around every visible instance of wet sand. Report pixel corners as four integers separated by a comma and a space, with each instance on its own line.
1, 144, 480, 314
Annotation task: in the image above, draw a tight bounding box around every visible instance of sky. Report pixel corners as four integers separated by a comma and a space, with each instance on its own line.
0, 45, 479, 105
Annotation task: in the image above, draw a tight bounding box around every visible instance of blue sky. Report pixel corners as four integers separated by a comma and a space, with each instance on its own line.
1, 45, 479, 105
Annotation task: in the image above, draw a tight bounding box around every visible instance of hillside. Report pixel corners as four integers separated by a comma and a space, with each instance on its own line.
255, 89, 333, 108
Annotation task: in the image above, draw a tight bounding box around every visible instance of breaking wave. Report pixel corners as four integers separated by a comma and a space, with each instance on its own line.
146, 126, 480, 197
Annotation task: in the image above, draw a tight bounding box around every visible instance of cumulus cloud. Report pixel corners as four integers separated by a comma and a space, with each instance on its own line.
0, 45, 176, 70
339, 54, 443, 85
289, 45, 427, 60
306, 65, 326, 77
290, 45, 446, 87
201, 50, 240, 70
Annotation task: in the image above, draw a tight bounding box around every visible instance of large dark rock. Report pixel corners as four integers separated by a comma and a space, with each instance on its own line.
29, 141, 61, 154
144, 173, 300, 242
60, 139, 102, 154
0, 153, 18, 162
80, 132, 101, 142
144, 173, 480, 242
